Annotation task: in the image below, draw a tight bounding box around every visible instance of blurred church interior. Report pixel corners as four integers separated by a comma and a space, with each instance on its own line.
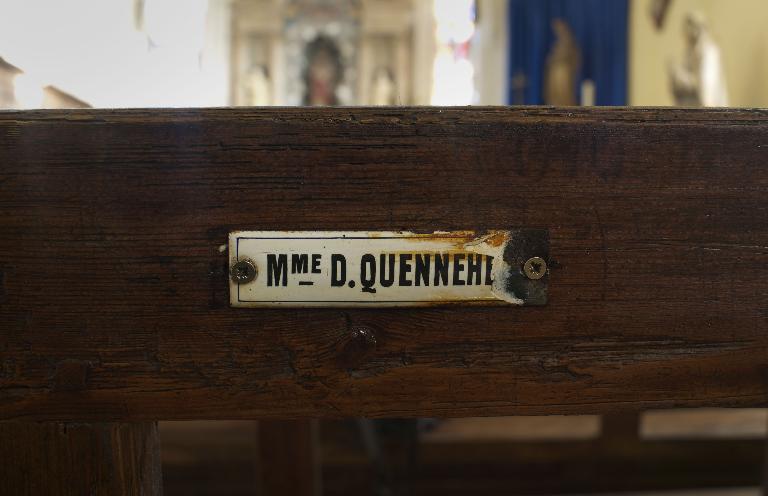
3, 1, 768, 494
2, 0, 768, 110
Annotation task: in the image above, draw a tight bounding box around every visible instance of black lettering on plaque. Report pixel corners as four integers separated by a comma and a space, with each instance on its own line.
398, 254, 413, 286
360, 254, 377, 293
485, 255, 494, 285
453, 254, 466, 286
380, 254, 395, 288
415, 254, 430, 286
267, 254, 288, 287
434, 254, 449, 286
291, 254, 308, 274
331, 254, 346, 287
466, 254, 482, 285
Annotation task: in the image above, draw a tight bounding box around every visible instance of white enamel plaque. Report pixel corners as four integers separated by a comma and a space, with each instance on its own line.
228, 231, 548, 308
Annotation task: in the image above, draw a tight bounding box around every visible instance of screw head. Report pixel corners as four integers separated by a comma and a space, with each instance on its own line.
230, 259, 257, 284
523, 257, 547, 280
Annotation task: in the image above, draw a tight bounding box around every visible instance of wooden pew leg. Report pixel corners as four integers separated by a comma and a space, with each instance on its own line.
256, 420, 321, 496
601, 412, 640, 444
763, 413, 768, 496
0, 421, 162, 495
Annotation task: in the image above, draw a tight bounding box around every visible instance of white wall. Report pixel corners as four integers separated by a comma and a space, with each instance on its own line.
0, 0, 231, 108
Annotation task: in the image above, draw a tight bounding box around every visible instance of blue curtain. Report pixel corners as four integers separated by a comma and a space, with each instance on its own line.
507, 0, 628, 106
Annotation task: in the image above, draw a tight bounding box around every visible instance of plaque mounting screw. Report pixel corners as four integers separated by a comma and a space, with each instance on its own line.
231, 259, 257, 284
523, 257, 547, 280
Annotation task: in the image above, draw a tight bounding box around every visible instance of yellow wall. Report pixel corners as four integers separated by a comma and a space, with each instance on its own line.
630, 0, 768, 107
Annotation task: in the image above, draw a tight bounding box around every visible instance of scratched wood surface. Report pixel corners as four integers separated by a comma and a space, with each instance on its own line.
0, 107, 767, 421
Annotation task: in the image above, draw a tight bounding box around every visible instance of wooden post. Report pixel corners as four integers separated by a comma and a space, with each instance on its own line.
256, 420, 321, 496
0, 422, 162, 496
601, 413, 640, 444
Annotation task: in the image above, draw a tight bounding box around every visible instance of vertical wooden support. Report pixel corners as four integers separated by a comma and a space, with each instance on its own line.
256, 420, 321, 496
601, 413, 641, 444
763, 414, 768, 496
0, 422, 162, 495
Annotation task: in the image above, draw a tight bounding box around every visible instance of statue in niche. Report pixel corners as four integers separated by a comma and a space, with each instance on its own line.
544, 19, 581, 106
650, 0, 673, 30
244, 65, 272, 106
303, 36, 343, 106
669, 12, 729, 107
371, 67, 396, 105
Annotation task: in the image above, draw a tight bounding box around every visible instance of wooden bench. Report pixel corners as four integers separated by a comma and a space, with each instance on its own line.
1, 107, 766, 493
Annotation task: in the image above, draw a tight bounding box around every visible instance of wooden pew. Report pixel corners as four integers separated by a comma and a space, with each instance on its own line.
1, 107, 767, 493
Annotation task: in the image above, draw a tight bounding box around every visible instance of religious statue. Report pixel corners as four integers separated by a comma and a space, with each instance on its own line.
543, 19, 581, 106
650, 0, 673, 30
303, 36, 343, 106
0, 57, 22, 109
371, 67, 396, 106
669, 12, 729, 107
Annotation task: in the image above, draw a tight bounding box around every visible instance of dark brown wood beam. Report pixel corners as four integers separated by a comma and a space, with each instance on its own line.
0, 422, 162, 495
256, 420, 321, 496
1, 107, 767, 420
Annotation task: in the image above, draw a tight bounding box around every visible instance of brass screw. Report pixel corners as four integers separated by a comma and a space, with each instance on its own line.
523, 257, 547, 280
230, 259, 257, 284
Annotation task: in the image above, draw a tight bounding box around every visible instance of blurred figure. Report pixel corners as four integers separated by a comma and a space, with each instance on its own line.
544, 18, 581, 106
303, 36, 343, 106
669, 11, 729, 107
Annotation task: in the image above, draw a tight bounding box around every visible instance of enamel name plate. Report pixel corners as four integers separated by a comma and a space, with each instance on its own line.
228, 230, 548, 308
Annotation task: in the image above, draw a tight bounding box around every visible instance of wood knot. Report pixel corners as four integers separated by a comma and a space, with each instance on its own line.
52, 360, 90, 392
336, 326, 377, 370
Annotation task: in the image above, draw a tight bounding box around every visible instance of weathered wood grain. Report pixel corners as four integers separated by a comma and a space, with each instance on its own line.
0, 422, 161, 495
0, 107, 767, 420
